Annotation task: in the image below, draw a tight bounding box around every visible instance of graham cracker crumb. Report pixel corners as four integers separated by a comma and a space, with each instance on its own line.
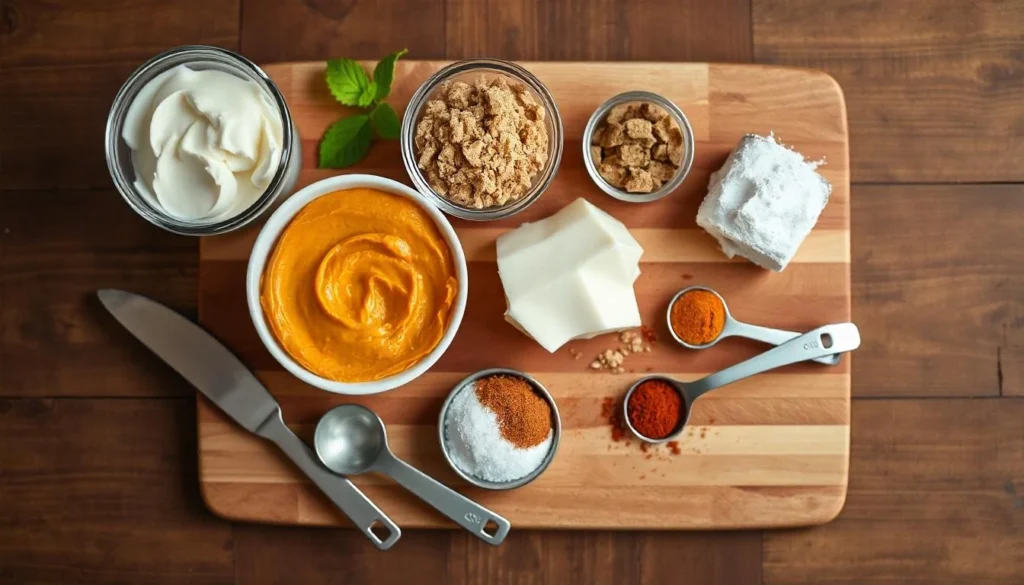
414, 76, 549, 209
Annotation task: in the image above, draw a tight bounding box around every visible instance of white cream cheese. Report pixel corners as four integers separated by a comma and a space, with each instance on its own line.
697, 134, 831, 272
496, 198, 644, 352
121, 65, 283, 222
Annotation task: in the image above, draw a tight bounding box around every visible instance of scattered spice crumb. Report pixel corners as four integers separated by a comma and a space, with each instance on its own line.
682, 273, 694, 280
667, 441, 681, 455
640, 325, 658, 345
590, 329, 652, 374
640, 474, 647, 480
640, 442, 650, 453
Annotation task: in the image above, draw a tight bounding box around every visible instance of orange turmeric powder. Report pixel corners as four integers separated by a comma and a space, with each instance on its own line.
670, 289, 726, 345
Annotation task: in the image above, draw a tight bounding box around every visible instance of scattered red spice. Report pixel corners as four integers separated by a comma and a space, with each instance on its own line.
601, 396, 628, 443
667, 441, 681, 455
627, 379, 684, 440
640, 325, 658, 345
640, 442, 650, 453
682, 273, 694, 280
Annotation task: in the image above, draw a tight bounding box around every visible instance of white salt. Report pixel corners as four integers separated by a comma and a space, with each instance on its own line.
444, 383, 553, 483
696, 133, 831, 272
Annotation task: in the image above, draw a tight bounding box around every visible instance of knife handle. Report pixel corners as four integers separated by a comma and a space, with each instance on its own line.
257, 409, 401, 550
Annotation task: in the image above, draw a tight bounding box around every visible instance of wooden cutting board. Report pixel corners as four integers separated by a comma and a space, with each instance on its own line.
197, 61, 850, 529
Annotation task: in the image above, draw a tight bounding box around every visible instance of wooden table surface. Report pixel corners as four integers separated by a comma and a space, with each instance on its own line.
1, 1, 1021, 583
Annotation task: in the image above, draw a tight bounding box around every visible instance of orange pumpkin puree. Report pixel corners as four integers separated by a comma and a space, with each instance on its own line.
260, 188, 458, 382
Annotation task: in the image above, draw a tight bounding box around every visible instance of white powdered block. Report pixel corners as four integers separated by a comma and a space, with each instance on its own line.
696, 134, 831, 272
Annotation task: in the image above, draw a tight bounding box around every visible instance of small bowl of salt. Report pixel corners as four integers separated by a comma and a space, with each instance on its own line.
438, 368, 561, 490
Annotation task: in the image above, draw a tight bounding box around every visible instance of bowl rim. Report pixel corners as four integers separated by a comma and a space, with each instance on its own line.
400, 58, 564, 221
245, 174, 469, 395
437, 368, 561, 490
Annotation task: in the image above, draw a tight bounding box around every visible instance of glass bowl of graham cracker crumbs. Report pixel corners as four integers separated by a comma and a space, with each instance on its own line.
583, 91, 694, 203
401, 59, 564, 221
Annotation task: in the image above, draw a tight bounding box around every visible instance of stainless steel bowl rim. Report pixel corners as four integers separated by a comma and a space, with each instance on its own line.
582, 90, 695, 203
400, 59, 564, 221
437, 367, 561, 490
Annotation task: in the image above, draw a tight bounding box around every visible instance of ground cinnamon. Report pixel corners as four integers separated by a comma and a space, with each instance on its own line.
670, 289, 726, 345
475, 375, 552, 449
627, 379, 683, 440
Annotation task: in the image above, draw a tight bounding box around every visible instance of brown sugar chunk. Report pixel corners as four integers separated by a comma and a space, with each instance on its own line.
653, 116, 673, 143
601, 122, 626, 148
619, 142, 650, 167
640, 103, 668, 122
590, 145, 602, 166
652, 143, 669, 162
606, 103, 632, 125
648, 160, 676, 182
624, 168, 655, 193
624, 118, 653, 140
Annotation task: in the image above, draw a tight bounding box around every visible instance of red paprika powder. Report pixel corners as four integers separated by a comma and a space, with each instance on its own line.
627, 379, 684, 440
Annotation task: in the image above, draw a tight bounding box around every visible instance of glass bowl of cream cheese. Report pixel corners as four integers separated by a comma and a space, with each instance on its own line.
105, 45, 301, 235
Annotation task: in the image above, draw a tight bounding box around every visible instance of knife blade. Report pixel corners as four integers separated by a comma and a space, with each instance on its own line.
98, 289, 401, 550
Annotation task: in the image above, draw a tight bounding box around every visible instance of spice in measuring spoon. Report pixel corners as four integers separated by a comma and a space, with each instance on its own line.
669, 288, 726, 346
626, 378, 685, 440
666, 286, 842, 365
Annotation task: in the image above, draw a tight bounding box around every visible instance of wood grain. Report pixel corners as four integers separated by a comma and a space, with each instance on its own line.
196, 60, 851, 529
0, 191, 198, 398
240, 0, 445, 64
0, 0, 239, 190
446, 0, 752, 62
753, 0, 1024, 183
851, 184, 1024, 398
0, 397, 234, 585
764, 398, 1024, 585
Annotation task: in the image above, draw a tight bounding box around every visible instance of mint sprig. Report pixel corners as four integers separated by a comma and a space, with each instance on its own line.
319, 50, 408, 169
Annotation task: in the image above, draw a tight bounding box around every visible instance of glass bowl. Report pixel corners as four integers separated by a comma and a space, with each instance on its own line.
400, 59, 564, 221
583, 91, 694, 203
105, 45, 302, 236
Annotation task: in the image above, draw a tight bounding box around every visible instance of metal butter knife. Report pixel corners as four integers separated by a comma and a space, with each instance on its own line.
98, 289, 401, 550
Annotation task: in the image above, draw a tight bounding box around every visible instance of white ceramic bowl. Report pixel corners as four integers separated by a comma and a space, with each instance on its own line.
246, 174, 468, 395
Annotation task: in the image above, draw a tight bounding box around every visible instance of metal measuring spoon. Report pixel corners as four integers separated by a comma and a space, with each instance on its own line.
667, 286, 841, 366
624, 322, 860, 443
313, 404, 511, 546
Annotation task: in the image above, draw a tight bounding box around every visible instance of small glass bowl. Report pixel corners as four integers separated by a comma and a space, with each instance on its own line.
400, 59, 564, 221
583, 91, 694, 203
105, 45, 301, 236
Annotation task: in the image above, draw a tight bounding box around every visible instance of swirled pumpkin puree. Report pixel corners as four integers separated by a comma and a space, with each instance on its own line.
261, 188, 458, 382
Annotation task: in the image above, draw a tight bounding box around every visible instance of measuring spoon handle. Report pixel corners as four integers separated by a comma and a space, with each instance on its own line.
377, 455, 510, 546
257, 412, 402, 550
730, 322, 841, 366
687, 323, 860, 399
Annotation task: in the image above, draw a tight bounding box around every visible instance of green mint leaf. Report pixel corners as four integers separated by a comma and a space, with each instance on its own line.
372, 48, 408, 102
358, 81, 378, 108
325, 59, 373, 106
319, 115, 373, 168
370, 103, 401, 139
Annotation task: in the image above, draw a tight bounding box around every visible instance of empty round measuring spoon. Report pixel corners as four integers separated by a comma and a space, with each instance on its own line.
313, 404, 510, 546
624, 322, 861, 443
667, 286, 841, 366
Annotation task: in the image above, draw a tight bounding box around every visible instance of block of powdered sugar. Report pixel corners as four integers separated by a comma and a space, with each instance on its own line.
696, 134, 831, 272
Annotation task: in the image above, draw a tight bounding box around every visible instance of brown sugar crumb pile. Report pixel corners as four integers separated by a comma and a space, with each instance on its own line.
475, 375, 553, 448
589, 330, 652, 374
589, 102, 684, 194
414, 77, 549, 209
